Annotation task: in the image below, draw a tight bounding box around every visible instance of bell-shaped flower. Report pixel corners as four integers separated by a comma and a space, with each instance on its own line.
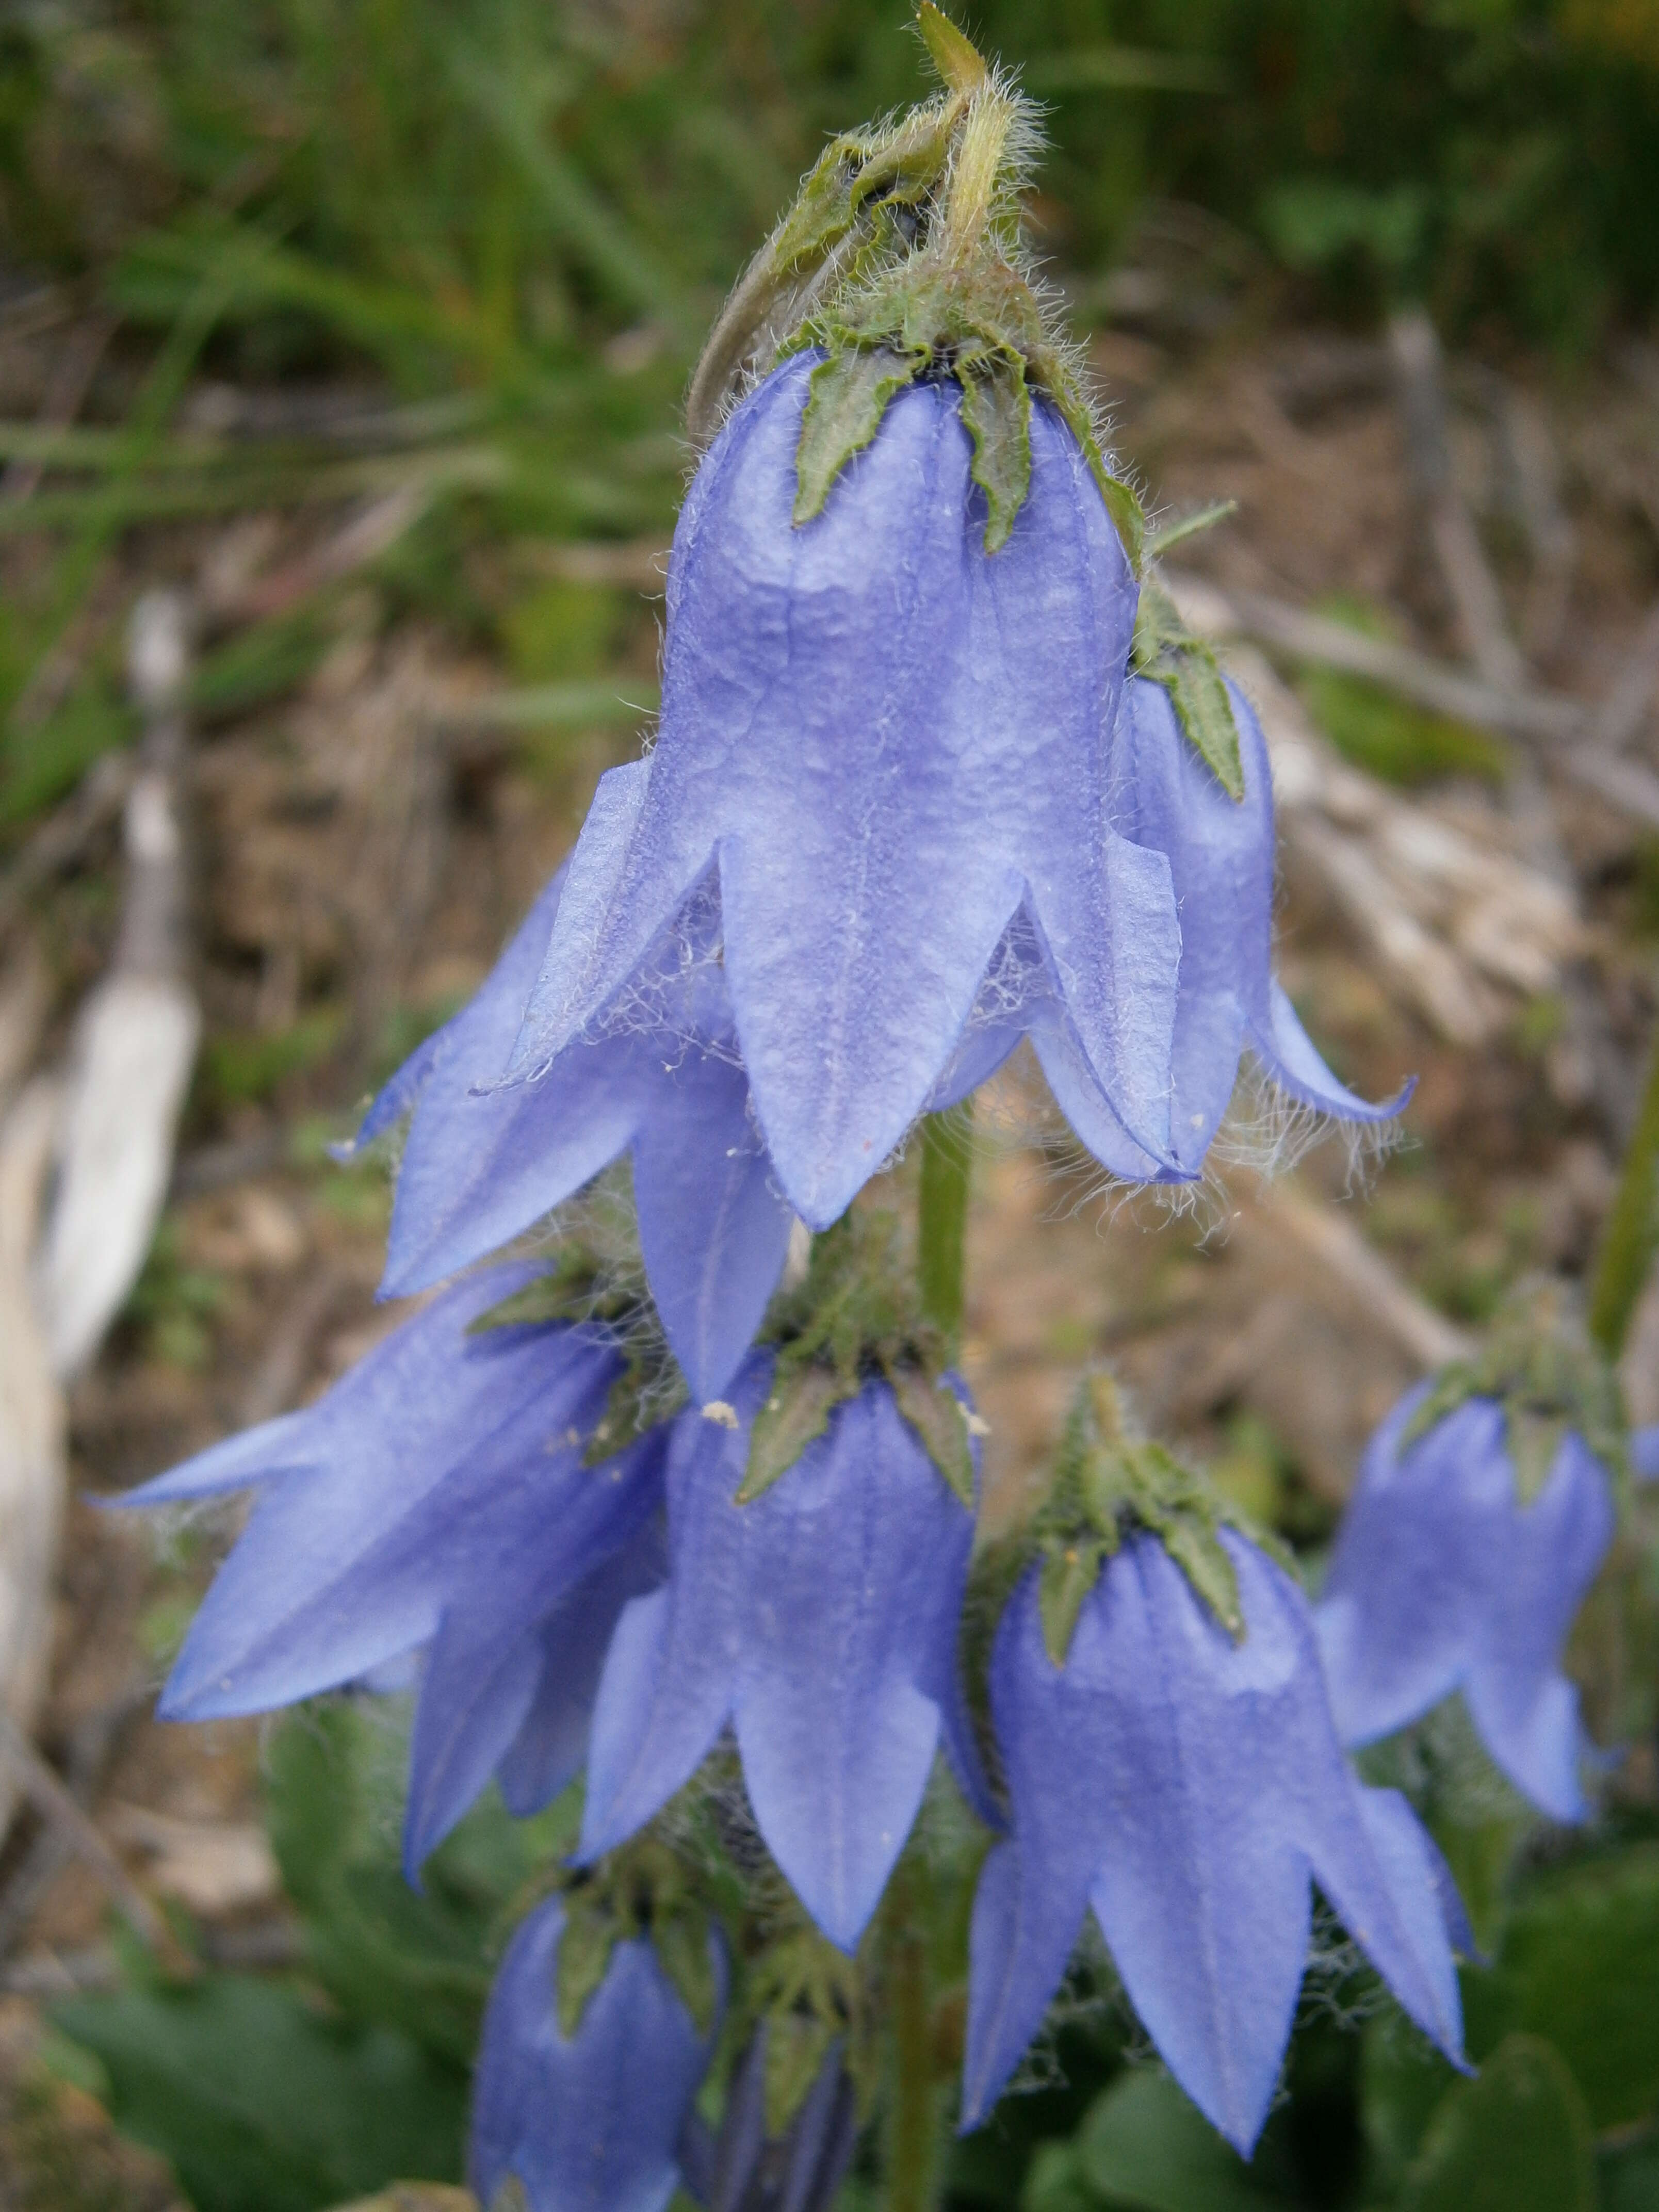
579, 1352, 989, 1951
118, 1265, 668, 1873
1314, 1386, 1617, 1822
678, 2028, 858, 2212
930, 676, 1408, 1178
351, 871, 792, 1402
470, 1892, 722, 2212
962, 1529, 1466, 2155
501, 354, 1187, 1232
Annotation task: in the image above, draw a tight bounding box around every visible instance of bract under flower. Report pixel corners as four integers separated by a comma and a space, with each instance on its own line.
117, 1266, 667, 1874
352, 871, 792, 1402
470, 1893, 722, 2212
962, 1530, 1466, 2154
505, 354, 1182, 1230
1315, 1387, 1616, 1821
580, 1354, 990, 1951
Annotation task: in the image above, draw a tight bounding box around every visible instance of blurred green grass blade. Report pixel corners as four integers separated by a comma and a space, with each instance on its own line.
191, 611, 336, 723
14, 238, 251, 715
1024, 47, 1229, 94
441, 675, 660, 731
441, 34, 691, 339
0, 685, 135, 829
113, 229, 548, 396
0, 446, 522, 536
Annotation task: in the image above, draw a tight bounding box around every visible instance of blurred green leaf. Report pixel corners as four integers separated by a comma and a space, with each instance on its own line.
1400, 2034, 1595, 2212
265, 1703, 571, 2072
1601, 2133, 1659, 2212
499, 578, 624, 683
52, 1974, 466, 2212
1362, 2004, 1463, 2197
201, 1006, 349, 1110
1299, 665, 1509, 788
1066, 2069, 1287, 2211
1487, 1843, 1659, 2129
1292, 599, 1508, 789
1261, 178, 1430, 280
1024, 2140, 1104, 2212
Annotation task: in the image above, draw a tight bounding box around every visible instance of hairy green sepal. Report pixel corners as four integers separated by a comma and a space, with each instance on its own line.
1131, 577, 1245, 801
736, 1213, 975, 1509
467, 1247, 686, 1467
1402, 1278, 1627, 1507
1021, 1373, 1268, 1665
794, 347, 922, 525
554, 1842, 719, 2042
789, 246, 1138, 560
744, 1930, 874, 2136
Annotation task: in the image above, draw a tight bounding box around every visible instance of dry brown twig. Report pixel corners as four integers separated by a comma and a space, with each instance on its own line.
0, 591, 201, 1900
34, 590, 202, 1376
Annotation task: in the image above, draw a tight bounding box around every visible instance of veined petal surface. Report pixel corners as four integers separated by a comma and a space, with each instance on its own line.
964, 1532, 1465, 2153
582, 1357, 979, 1949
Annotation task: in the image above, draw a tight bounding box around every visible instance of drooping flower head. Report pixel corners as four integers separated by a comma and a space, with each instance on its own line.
117, 1264, 670, 1874
929, 673, 1408, 1180
960, 1378, 1467, 2154
579, 1219, 994, 1951
470, 1883, 723, 2212
1315, 1283, 1624, 1822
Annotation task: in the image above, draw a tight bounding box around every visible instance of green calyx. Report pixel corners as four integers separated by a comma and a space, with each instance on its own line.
743, 1928, 875, 2137
1131, 575, 1246, 802
1402, 1276, 1628, 1508
554, 1839, 720, 2041
687, 6, 1144, 566
1023, 1373, 1264, 1666
735, 1211, 979, 1510
468, 1244, 687, 1467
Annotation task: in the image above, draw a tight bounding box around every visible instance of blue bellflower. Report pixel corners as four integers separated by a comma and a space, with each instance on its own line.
579, 1354, 990, 1950
470, 1893, 722, 2212
352, 871, 792, 1402
1315, 1388, 1617, 1822
962, 1530, 1466, 2154
119, 1266, 667, 1873
931, 675, 1407, 1178
503, 354, 1186, 1230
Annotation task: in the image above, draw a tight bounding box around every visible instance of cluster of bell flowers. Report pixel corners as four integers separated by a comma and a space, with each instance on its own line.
120, 24, 1646, 2203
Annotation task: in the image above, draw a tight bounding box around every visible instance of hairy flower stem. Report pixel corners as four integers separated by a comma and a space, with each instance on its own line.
1588, 1034, 1659, 1359
918, 1106, 973, 1355
885, 1863, 944, 2212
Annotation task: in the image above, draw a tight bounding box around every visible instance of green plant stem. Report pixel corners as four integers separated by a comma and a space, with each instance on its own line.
918, 1105, 973, 1355
1589, 1033, 1659, 1359
886, 1867, 942, 2212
